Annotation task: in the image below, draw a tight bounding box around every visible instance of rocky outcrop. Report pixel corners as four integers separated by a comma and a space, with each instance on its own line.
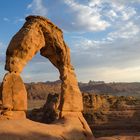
0, 118, 93, 140
27, 92, 140, 138
1, 72, 27, 111
82, 93, 140, 137
0, 15, 93, 139
0, 72, 27, 119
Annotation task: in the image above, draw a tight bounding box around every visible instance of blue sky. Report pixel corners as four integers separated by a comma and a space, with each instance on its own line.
0, 0, 140, 82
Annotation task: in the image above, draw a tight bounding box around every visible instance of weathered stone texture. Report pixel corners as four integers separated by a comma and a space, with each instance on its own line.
0, 15, 93, 139
1, 72, 27, 111
5, 15, 83, 112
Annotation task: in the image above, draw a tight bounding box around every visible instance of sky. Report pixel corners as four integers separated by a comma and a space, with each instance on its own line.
0, 0, 140, 83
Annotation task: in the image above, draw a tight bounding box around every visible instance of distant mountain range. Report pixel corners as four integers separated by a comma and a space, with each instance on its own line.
79, 81, 140, 98
23, 80, 140, 100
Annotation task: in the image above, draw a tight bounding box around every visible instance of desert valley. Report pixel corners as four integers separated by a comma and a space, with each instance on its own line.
25, 80, 140, 137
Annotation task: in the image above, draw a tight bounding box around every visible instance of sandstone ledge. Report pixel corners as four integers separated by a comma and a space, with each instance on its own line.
97, 135, 140, 140
0, 117, 94, 140
0, 119, 139, 140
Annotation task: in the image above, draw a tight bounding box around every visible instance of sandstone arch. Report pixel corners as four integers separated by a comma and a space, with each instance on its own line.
0, 15, 94, 140
1, 15, 83, 117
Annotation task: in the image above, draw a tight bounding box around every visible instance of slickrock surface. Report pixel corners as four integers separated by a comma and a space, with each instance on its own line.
0, 117, 93, 140
0, 119, 139, 140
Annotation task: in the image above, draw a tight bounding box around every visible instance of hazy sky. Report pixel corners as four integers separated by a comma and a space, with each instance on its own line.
0, 0, 140, 82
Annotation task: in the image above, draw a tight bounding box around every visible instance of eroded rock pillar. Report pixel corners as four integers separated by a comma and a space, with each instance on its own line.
59, 66, 83, 112
0, 72, 27, 119
2, 72, 27, 110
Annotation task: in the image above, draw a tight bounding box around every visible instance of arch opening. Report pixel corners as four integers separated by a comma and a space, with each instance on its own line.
21, 52, 60, 83
0, 15, 83, 119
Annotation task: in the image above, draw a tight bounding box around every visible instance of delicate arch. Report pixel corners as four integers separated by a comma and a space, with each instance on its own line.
5, 15, 83, 113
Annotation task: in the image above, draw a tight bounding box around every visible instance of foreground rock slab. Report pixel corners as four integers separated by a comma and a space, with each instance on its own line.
96, 135, 140, 140
0, 118, 139, 140
0, 115, 94, 140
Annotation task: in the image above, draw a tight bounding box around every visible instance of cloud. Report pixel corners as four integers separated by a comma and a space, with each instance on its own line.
0, 41, 6, 81
3, 17, 10, 22
108, 22, 139, 40
27, 0, 47, 16
88, 0, 137, 23
76, 66, 140, 82
70, 34, 140, 82
70, 36, 100, 51
64, 0, 110, 31
14, 18, 25, 24
69, 24, 140, 81
21, 53, 59, 82
0, 42, 6, 60
26, 0, 138, 33
60, 0, 138, 32
109, 1, 136, 21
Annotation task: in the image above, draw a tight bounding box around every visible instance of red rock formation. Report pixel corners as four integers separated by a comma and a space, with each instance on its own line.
5, 15, 83, 113
1, 72, 27, 111
0, 15, 94, 139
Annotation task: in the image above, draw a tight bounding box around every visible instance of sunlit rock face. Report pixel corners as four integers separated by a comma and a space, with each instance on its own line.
0, 15, 94, 140
1, 72, 27, 111
5, 15, 83, 112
